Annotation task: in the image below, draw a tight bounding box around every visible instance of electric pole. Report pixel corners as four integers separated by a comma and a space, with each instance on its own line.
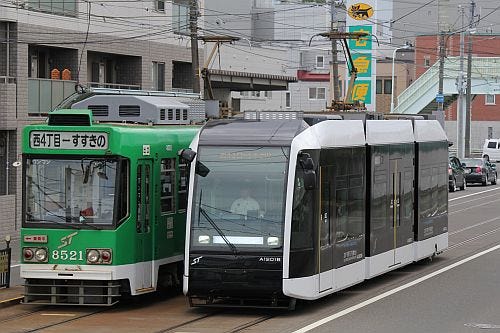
190, 0, 200, 94
457, 5, 466, 159
330, 0, 340, 102
465, 0, 475, 157
437, 0, 446, 123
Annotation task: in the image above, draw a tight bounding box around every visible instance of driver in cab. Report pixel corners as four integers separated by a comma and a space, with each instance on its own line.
230, 187, 260, 218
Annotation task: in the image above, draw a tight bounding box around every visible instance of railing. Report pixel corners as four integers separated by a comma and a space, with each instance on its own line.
88, 82, 141, 90
0, 237, 11, 289
0, 76, 16, 84
394, 57, 500, 114
28, 78, 77, 116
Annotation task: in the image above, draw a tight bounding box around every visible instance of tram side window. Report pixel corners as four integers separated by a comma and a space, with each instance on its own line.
334, 148, 365, 241
420, 168, 431, 218
178, 160, 189, 211
290, 161, 317, 278
116, 159, 129, 224
144, 164, 151, 233
291, 166, 315, 249
160, 158, 175, 214
372, 176, 387, 230
403, 171, 413, 221
136, 165, 142, 233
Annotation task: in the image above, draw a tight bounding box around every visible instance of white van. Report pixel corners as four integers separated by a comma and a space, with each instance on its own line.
483, 139, 500, 162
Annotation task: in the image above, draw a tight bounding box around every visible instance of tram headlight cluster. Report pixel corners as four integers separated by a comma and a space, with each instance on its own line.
86, 248, 112, 264
198, 235, 210, 244
23, 247, 48, 263
267, 237, 279, 246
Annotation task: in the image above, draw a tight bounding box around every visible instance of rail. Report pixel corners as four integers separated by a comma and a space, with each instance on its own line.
0, 236, 11, 289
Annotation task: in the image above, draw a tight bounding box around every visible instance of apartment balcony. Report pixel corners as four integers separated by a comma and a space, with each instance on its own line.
0, 76, 17, 129
28, 79, 144, 116
28, 78, 77, 116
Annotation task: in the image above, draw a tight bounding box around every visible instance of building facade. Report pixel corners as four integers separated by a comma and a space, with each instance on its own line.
0, 0, 202, 242
414, 34, 500, 151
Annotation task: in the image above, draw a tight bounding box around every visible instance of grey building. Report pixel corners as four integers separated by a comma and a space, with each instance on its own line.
0, 0, 203, 243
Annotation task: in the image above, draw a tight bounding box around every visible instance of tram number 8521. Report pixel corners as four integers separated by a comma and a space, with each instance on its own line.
52, 250, 84, 261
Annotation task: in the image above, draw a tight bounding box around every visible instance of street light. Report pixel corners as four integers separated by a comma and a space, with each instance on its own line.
390, 44, 412, 113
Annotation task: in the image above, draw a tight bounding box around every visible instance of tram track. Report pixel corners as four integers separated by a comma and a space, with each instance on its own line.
154, 310, 222, 333
0, 307, 45, 324
3, 306, 112, 333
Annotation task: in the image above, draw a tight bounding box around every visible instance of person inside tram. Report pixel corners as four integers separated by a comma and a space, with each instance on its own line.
230, 187, 260, 218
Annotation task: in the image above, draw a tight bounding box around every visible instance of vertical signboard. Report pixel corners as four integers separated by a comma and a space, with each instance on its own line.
346, 1, 377, 111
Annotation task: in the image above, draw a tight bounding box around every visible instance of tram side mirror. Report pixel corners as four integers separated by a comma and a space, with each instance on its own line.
178, 148, 196, 163
299, 153, 316, 190
83, 164, 91, 184
303, 170, 316, 190
196, 161, 210, 177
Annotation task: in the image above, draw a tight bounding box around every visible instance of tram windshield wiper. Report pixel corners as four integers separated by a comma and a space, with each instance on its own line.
198, 206, 239, 256
26, 218, 81, 230
78, 216, 102, 230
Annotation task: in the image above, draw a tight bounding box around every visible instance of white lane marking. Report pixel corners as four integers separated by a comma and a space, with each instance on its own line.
449, 193, 499, 208
450, 199, 500, 215
291, 244, 500, 333
450, 216, 500, 236
11, 264, 20, 268
449, 187, 500, 202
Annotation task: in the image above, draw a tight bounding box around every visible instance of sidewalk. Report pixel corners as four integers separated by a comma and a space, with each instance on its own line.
0, 285, 23, 308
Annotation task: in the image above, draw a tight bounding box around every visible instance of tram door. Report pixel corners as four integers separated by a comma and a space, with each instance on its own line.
136, 160, 153, 290
389, 159, 401, 265
319, 166, 334, 292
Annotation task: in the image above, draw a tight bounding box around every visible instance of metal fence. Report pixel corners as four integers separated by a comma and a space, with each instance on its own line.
0, 241, 11, 288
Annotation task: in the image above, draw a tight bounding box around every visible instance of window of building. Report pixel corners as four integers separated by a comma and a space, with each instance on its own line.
152, 62, 165, 91
173, 1, 189, 35
155, 0, 165, 12
285, 91, 291, 108
376, 79, 382, 94
26, 0, 76, 16
0, 131, 16, 196
251, 91, 261, 98
309, 87, 326, 100
485, 94, 496, 105
240, 91, 249, 97
384, 79, 392, 95
316, 55, 324, 69
264, 91, 272, 99
424, 56, 430, 68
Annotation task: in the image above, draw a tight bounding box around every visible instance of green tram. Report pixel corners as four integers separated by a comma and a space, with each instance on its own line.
21, 108, 199, 305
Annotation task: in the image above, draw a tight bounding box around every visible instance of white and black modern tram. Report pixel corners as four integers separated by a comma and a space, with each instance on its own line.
180, 113, 448, 309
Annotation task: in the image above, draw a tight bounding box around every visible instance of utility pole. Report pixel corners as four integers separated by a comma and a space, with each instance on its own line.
190, 0, 200, 94
464, 0, 475, 157
330, 0, 340, 103
457, 5, 466, 159
437, 0, 446, 124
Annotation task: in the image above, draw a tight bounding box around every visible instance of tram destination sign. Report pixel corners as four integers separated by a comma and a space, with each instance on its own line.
30, 131, 108, 150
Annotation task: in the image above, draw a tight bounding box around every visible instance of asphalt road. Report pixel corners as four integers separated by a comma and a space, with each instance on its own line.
4, 183, 499, 333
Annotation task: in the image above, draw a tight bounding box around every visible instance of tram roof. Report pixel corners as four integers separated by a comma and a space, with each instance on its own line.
199, 119, 308, 146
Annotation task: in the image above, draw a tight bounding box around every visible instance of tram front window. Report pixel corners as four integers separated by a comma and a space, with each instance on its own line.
191, 146, 289, 251
24, 157, 124, 227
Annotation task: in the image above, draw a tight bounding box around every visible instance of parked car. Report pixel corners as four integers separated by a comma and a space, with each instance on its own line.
462, 158, 497, 186
482, 139, 500, 162
449, 156, 467, 192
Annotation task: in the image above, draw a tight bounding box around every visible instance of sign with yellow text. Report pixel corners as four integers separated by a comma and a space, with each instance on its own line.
349, 80, 372, 104
351, 53, 372, 77
348, 3, 374, 20
348, 25, 372, 50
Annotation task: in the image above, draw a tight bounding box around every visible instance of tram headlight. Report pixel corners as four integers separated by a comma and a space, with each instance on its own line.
100, 250, 112, 263
23, 248, 34, 261
34, 248, 48, 262
86, 249, 100, 263
198, 235, 210, 244
267, 237, 279, 246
